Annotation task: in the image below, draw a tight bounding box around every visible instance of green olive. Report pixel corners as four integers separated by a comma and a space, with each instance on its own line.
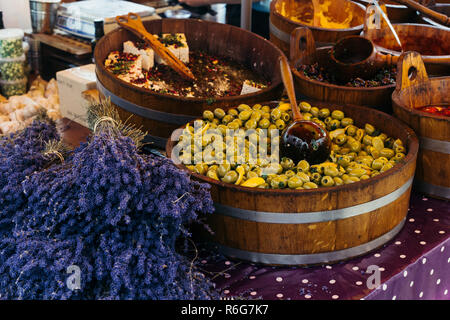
222, 170, 238, 183
245, 119, 257, 130
239, 110, 252, 121
337, 155, 351, 167
259, 118, 271, 129
380, 162, 394, 173
270, 176, 286, 189
321, 175, 335, 187
360, 174, 370, 180
348, 168, 366, 178
343, 176, 360, 184
237, 104, 251, 112
319, 108, 330, 119
297, 160, 310, 172
333, 177, 344, 186
324, 117, 333, 126
214, 108, 226, 119
281, 157, 295, 170
393, 152, 405, 162
221, 114, 234, 125
302, 113, 312, 121
346, 125, 357, 137
331, 110, 345, 120
372, 137, 384, 151
271, 108, 281, 121
252, 104, 262, 110
281, 112, 291, 122
349, 141, 362, 153
327, 119, 340, 131
227, 121, 240, 130
227, 108, 238, 116
310, 164, 323, 174
331, 144, 341, 153
261, 105, 271, 113
365, 123, 376, 136
362, 135, 373, 146
261, 112, 271, 119
288, 175, 303, 188
310, 107, 319, 118
275, 119, 286, 130
371, 159, 384, 170
324, 166, 339, 177
296, 172, 310, 183
299, 101, 312, 112
203, 110, 214, 121
251, 111, 262, 122
303, 182, 318, 189
341, 117, 354, 127
380, 148, 395, 159
311, 172, 322, 184
334, 134, 347, 145
395, 146, 406, 154
194, 163, 208, 175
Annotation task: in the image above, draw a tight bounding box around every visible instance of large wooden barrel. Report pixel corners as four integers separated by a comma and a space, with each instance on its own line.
269, 0, 366, 56
392, 51, 450, 200
363, 23, 450, 76
166, 101, 418, 266
289, 27, 396, 112
94, 19, 285, 148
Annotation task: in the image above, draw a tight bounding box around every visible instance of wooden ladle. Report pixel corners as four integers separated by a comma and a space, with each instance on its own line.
330, 35, 397, 84
279, 56, 331, 164
115, 13, 195, 81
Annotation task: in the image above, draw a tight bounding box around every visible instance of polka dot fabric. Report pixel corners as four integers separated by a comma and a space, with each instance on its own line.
202, 193, 450, 300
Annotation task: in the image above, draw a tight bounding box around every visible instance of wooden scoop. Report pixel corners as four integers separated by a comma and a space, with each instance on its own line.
115, 13, 195, 81
330, 35, 397, 84
279, 55, 331, 165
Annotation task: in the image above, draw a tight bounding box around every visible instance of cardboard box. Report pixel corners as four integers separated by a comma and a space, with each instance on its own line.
56, 64, 96, 127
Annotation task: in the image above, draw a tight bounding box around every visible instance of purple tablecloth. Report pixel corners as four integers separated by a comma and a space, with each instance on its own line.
200, 192, 449, 300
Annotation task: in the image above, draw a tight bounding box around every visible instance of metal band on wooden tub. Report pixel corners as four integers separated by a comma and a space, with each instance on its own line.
214, 177, 413, 224
96, 77, 197, 147
217, 218, 406, 265
417, 137, 450, 199
213, 178, 412, 265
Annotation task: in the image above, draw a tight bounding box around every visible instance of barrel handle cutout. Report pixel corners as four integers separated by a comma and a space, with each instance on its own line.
395, 51, 429, 93
290, 27, 316, 66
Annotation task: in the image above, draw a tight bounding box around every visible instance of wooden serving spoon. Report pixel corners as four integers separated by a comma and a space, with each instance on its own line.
279, 55, 331, 164
115, 13, 195, 81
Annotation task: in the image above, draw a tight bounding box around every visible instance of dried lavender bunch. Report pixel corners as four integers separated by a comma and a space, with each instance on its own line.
0, 119, 59, 236
1, 120, 219, 299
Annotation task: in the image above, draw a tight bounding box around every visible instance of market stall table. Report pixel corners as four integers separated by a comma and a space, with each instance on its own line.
59, 118, 449, 300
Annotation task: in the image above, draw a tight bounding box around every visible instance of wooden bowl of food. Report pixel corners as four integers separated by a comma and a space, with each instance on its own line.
269, 0, 366, 55
166, 99, 418, 266
94, 19, 285, 148
392, 51, 450, 200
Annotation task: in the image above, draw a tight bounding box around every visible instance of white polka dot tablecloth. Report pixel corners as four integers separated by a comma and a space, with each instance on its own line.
201, 193, 450, 300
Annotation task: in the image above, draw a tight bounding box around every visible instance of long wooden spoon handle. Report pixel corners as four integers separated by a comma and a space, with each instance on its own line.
279, 55, 302, 121
390, 0, 450, 26
115, 13, 195, 81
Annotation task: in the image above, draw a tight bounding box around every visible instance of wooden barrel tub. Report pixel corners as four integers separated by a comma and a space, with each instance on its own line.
392, 51, 450, 200
289, 27, 396, 112
354, 0, 417, 23
363, 23, 450, 76
166, 101, 418, 266
269, 0, 366, 56
94, 19, 285, 148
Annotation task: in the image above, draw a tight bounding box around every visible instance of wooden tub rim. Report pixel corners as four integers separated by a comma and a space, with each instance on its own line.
364, 23, 450, 60
290, 46, 397, 92
166, 100, 419, 198
94, 18, 285, 105
392, 77, 450, 123
270, 0, 367, 33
